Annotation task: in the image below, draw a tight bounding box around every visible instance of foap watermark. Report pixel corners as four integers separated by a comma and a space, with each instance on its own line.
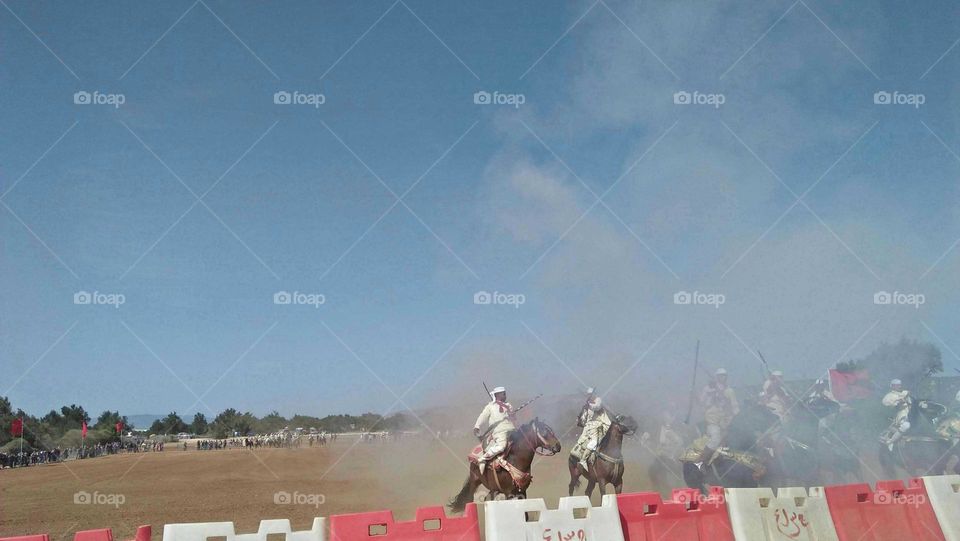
673, 90, 725, 108
74, 290, 125, 308
274, 491, 325, 508
274, 90, 326, 108
873, 91, 925, 108
74, 90, 126, 108
674, 290, 725, 309
474, 290, 526, 308
274, 290, 325, 308
473, 90, 526, 108
74, 491, 125, 508
873, 491, 926, 507
874, 290, 925, 309
673, 490, 725, 506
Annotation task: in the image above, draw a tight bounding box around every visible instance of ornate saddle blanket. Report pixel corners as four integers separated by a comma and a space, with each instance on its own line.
467, 445, 531, 491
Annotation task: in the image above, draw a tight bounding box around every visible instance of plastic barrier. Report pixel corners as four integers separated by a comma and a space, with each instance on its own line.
73, 529, 113, 541
923, 475, 960, 541
131, 526, 152, 541
0, 536, 50, 541
617, 487, 734, 541
725, 486, 839, 541
329, 503, 479, 540
484, 494, 625, 541
822, 479, 945, 541
163, 519, 325, 541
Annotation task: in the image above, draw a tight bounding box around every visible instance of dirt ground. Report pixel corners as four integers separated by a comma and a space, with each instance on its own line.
1, 436, 659, 540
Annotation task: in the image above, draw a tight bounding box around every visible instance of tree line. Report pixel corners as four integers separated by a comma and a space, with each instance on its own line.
0, 397, 414, 453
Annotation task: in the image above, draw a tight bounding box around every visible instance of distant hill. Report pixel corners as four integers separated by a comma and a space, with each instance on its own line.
126, 414, 164, 429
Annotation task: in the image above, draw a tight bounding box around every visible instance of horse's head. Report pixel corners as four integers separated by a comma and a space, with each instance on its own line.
612, 414, 638, 436
528, 417, 561, 455
917, 399, 947, 419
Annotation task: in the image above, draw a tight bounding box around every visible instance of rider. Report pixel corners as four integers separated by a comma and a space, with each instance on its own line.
759, 370, 790, 421
700, 368, 739, 463
806, 377, 844, 434
572, 387, 612, 471
881, 379, 911, 450
473, 386, 516, 474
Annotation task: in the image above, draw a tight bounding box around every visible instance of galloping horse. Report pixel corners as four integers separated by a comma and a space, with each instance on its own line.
448, 418, 561, 512
682, 401, 779, 492
879, 398, 953, 477
568, 414, 638, 498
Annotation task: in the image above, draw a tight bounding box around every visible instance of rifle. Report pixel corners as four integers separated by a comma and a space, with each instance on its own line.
478, 394, 543, 440
758, 350, 771, 378
684, 340, 700, 424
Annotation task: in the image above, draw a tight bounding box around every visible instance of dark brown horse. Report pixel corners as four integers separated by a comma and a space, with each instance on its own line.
448, 418, 561, 512
568, 415, 637, 498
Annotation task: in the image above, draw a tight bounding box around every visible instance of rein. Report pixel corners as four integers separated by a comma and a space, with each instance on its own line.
525, 422, 558, 456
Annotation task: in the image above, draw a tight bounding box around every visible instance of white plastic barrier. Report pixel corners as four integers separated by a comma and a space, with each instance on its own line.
923, 475, 960, 541
163, 518, 326, 541
484, 494, 624, 541
725, 487, 839, 541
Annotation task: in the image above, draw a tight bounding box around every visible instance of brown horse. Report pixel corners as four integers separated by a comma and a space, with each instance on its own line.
448, 418, 561, 512
568, 415, 637, 498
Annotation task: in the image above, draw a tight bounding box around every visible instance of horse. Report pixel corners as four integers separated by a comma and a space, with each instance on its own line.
764, 404, 822, 487
682, 401, 779, 492
879, 398, 953, 477
448, 418, 561, 512
567, 414, 638, 498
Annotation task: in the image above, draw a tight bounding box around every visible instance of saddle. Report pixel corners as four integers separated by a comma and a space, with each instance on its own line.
467, 443, 531, 491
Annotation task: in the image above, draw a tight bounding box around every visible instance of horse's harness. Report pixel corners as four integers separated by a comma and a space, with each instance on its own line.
490, 422, 555, 493
528, 421, 558, 456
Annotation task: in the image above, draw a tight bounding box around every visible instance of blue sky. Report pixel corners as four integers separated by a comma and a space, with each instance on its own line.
2, 0, 960, 420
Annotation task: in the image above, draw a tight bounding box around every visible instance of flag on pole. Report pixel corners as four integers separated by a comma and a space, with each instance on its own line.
10, 417, 23, 437
81, 421, 88, 438
115, 421, 123, 434
829, 368, 872, 401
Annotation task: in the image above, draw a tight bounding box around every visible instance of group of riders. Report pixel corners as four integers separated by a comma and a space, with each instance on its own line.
451, 370, 960, 509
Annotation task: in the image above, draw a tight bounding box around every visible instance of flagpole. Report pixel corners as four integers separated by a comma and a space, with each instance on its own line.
19, 417, 23, 457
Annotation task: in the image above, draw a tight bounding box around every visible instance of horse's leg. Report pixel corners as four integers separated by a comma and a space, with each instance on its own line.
584, 479, 596, 499
568, 457, 581, 496
614, 467, 624, 494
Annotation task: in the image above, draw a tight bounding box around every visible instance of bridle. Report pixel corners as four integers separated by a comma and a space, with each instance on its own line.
527, 421, 559, 456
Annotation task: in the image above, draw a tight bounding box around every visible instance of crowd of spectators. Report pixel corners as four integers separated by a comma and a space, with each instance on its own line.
0, 439, 165, 468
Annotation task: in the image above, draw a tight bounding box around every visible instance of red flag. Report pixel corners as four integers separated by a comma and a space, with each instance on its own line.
115, 421, 123, 434
829, 368, 872, 401
10, 417, 23, 437
81, 421, 88, 438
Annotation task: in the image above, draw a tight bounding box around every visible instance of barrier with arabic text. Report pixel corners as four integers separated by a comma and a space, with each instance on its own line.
923, 475, 960, 541
484, 495, 624, 541
725, 486, 839, 541
617, 487, 733, 541
328, 503, 480, 541
823, 479, 944, 541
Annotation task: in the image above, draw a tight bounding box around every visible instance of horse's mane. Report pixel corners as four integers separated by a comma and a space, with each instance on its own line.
509, 419, 535, 445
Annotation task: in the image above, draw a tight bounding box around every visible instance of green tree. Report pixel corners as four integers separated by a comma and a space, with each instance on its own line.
191, 412, 208, 435
860, 338, 942, 393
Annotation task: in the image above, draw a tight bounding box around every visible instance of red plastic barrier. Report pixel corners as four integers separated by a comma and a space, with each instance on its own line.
329, 503, 480, 541
823, 479, 946, 541
73, 530, 112, 541
617, 487, 734, 541
0, 536, 50, 541
131, 526, 150, 541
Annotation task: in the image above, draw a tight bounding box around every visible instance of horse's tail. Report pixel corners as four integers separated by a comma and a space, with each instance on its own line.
448, 473, 474, 513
